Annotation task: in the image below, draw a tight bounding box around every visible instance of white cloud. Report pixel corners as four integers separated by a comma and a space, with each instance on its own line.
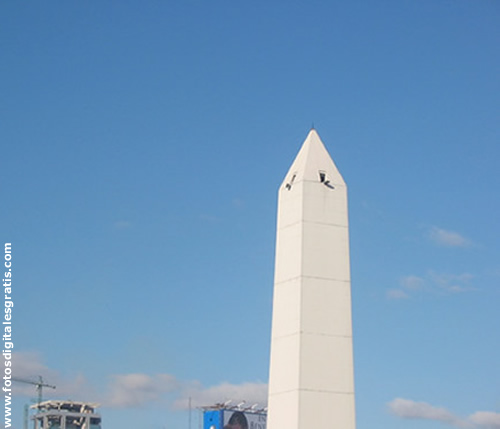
105, 373, 178, 408
386, 289, 410, 300
388, 271, 475, 300
388, 398, 500, 428
428, 271, 474, 294
173, 380, 268, 410
469, 411, 500, 428
11, 351, 52, 378
401, 275, 425, 291
8, 352, 267, 411
388, 228, 477, 300
429, 227, 471, 247
8, 351, 56, 397
8, 352, 95, 401
388, 398, 468, 427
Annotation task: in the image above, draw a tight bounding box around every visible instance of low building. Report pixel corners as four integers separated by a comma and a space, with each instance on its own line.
31, 400, 101, 429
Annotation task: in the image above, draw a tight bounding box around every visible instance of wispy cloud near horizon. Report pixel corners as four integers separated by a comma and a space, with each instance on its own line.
388, 398, 500, 428
387, 271, 475, 300
9, 351, 94, 399
386, 289, 410, 300
105, 373, 179, 408
429, 226, 472, 248
173, 380, 268, 410
8, 352, 267, 410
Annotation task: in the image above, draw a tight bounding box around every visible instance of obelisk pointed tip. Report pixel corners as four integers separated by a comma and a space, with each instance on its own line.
306, 126, 320, 140
281, 128, 345, 188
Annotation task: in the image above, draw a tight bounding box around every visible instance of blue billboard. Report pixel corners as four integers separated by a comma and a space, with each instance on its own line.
203, 409, 266, 429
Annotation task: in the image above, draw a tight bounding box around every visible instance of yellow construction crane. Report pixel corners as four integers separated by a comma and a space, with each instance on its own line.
12, 376, 56, 409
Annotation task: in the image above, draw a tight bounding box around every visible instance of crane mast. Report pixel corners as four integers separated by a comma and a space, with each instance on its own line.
12, 376, 56, 409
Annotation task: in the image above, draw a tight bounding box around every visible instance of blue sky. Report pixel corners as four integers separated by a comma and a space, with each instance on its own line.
1, 1, 499, 428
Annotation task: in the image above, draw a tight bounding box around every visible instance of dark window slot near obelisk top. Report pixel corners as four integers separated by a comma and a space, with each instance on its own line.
285, 173, 297, 191
319, 171, 334, 189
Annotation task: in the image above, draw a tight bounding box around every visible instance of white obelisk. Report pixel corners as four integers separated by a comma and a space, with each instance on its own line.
267, 129, 356, 429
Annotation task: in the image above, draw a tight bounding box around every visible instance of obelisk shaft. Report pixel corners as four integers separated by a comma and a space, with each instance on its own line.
267, 129, 356, 429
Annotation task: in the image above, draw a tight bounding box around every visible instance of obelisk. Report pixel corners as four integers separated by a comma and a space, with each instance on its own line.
267, 129, 356, 428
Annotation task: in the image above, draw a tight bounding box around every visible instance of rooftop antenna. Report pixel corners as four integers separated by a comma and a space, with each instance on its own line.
23, 404, 28, 429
